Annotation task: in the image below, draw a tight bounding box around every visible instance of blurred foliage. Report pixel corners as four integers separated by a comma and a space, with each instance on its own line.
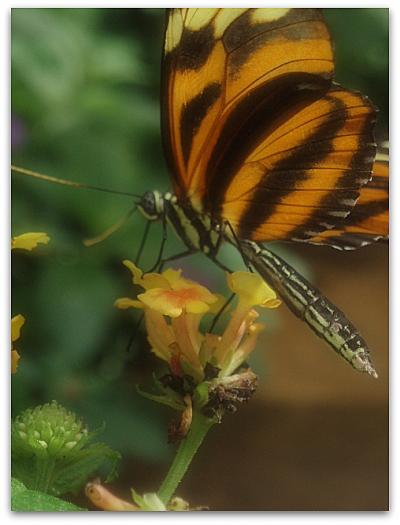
11, 8, 388, 469
324, 8, 388, 135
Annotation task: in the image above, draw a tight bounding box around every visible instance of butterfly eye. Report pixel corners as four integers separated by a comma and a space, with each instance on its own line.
138, 191, 164, 221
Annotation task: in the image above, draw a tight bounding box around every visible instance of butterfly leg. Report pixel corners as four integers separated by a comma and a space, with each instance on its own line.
205, 221, 234, 273
224, 220, 253, 272
156, 249, 196, 273
207, 255, 232, 273
208, 292, 236, 333
125, 315, 145, 356
147, 211, 168, 272
135, 220, 152, 265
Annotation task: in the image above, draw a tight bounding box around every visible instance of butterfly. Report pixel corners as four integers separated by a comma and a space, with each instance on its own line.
12, 8, 388, 377
134, 8, 388, 378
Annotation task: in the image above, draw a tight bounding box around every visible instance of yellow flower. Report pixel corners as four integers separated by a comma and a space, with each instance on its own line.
211, 272, 280, 375
120, 260, 218, 317
11, 232, 50, 251
116, 264, 281, 382
227, 271, 281, 309
11, 314, 25, 374
116, 261, 219, 379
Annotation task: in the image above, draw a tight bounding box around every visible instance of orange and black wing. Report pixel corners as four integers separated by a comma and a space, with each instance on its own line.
162, 8, 380, 244
307, 158, 389, 249
162, 8, 335, 209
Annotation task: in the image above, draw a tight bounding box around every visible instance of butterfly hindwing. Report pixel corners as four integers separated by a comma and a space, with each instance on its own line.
306, 158, 389, 249
222, 85, 376, 242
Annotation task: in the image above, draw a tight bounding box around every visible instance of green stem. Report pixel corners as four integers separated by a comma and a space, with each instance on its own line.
34, 457, 56, 493
158, 410, 215, 504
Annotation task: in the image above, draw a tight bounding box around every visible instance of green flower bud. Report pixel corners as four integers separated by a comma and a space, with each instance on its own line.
12, 401, 89, 460
12, 401, 120, 496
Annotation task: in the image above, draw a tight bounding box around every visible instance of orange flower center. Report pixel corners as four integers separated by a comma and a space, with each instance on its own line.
161, 286, 204, 308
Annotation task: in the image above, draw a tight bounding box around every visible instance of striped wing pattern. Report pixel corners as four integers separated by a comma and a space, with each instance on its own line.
162, 8, 335, 208
162, 7, 381, 246
222, 86, 376, 242
308, 158, 389, 249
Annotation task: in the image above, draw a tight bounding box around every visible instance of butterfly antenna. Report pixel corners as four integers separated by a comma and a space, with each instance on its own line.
11, 164, 141, 198
83, 205, 138, 247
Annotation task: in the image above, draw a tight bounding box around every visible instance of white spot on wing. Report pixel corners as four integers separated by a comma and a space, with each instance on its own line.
214, 8, 248, 38
186, 8, 219, 31
328, 210, 349, 218
340, 198, 356, 206
165, 10, 184, 53
251, 8, 290, 24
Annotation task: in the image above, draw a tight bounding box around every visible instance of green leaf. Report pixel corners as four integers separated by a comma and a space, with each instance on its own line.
11, 478, 85, 512
136, 384, 184, 411
51, 443, 121, 495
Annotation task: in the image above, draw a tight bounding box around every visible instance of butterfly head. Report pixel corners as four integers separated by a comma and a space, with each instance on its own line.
137, 190, 164, 221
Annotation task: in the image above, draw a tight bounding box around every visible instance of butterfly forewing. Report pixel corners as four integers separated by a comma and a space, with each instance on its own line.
162, 8, 335, 208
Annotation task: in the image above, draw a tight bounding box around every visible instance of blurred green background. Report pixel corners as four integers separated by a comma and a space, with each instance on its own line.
11, 9, 388, 510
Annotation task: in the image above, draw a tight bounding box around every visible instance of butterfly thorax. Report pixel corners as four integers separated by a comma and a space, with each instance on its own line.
137, 190, 221, 254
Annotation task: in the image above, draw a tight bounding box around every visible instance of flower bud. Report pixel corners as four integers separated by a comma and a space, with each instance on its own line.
12, 401, 88, 459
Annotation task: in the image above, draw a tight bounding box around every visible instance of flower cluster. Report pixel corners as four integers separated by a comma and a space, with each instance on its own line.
115, 261, 280, 383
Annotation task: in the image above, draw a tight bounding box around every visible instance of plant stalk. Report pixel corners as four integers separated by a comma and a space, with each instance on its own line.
158, 410, 214, 505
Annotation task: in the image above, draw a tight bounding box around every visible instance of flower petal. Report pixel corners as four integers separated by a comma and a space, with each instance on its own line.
227, 271, 279, 308
114, 297, 143, 310
161, 268, 183, 286
11, 350, 20, 374
260, 298, 282, 309
139, 289, 183, 317
11, 314, 25, 342
222, 322, 265, 376
123, 259, 170, 289
184, 299, 211, 315
122, 260, 144, 286
142, 273, 171, 290
12, 232, 50, 251
145, 309, 176, 361
172, 278, 217, 305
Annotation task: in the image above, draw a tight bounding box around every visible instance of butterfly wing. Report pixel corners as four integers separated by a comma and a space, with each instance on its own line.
220, 84, 376, 242
162, 8, 335, 208
162, 8, 383, 246
306, 158, 389, 249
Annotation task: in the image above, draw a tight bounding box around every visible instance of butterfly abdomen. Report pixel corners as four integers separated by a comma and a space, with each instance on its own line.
240, 240, 377, 377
